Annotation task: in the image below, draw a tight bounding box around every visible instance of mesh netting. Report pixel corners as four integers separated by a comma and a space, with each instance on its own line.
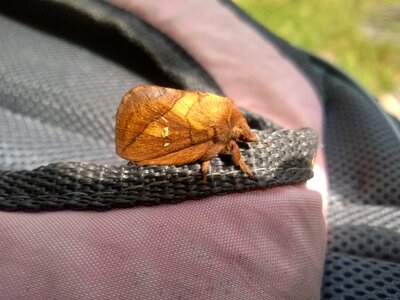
320, 68, 400, 297
323, 75, 400, 207
322, 253, 400, 299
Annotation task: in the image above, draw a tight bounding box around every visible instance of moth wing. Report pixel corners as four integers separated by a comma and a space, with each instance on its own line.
185, 92, 233, 142
116, 86, 225, 163
137, 140, 215, 165
160, 90, 233, 145
116, 86, 257, 178
116, 86, 183, 154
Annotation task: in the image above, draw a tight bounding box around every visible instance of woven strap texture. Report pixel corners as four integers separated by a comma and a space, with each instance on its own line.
0, 1, 317, 212
0, 126, 317, 211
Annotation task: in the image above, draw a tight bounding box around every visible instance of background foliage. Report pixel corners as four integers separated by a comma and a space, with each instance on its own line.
234, 0, 400, 118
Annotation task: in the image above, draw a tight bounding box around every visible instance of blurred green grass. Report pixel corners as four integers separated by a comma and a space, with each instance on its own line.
233, 0, 400, 111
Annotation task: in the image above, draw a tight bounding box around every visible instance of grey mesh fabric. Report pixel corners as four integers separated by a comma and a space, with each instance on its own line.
0, 0, 399, 299
320, 67, 400, 299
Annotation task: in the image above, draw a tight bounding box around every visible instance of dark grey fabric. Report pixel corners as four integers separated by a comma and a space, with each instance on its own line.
324, 74, 400, 207
0, 12, 138, 169
322, 252, 400, 299
320, 70, 400, 299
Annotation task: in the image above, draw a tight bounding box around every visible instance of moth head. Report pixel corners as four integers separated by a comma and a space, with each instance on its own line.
232, 118, 258, 143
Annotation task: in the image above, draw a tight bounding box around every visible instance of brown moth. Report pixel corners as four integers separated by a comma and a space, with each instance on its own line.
115, 85, 258, 181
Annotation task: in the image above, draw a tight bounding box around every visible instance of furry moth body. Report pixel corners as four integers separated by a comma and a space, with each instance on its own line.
115, 85, 258, 181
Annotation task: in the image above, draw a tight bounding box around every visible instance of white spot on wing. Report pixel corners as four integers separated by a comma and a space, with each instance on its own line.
162, 127, 169, 138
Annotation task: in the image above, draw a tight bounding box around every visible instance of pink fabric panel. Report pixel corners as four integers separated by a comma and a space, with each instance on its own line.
0, 1, 327, 299
1, 187, 324, 299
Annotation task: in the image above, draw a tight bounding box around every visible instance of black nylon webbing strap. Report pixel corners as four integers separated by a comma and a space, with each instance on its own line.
0, 125, 318, 211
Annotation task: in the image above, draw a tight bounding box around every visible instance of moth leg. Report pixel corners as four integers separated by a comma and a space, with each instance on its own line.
201, 161, 211, 183
200, 143, 226, 182
227, 140, 254, 178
